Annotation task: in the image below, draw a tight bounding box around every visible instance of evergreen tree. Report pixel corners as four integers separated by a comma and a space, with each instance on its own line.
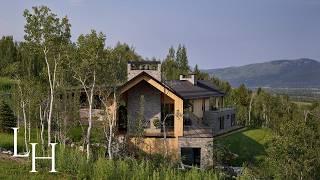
194, 64, 209, 80
176, 44, 189, 75
162, 46, 179, 80
0, 36, 20, 76
0, 100, 16, 132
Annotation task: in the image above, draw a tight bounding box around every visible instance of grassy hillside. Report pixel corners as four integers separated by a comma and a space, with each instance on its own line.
216, 128, 273, 166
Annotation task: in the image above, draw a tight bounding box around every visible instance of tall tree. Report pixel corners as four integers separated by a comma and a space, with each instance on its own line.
162, 46, 179, 80
194, 64, 209, 80
23, 6, 71, 145
176, 44, 189, 75
0, 36, 19, 76
70, 30, 106, 160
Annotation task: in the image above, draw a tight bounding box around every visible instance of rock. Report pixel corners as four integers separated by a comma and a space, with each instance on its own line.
2, 150, 12, 154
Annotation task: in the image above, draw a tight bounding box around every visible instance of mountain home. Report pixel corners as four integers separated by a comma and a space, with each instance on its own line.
76, 61, 239, 167
113, 61, 239, 167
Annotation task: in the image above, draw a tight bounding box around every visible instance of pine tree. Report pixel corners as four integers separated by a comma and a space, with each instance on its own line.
0, 100, 16, 132
176, 44, 189, 75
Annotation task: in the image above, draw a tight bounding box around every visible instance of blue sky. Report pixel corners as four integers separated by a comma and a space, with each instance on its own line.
1, 0, 320, 68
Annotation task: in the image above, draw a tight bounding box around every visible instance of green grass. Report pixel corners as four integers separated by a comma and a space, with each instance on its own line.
216, 128, 273, 166
0, 77, 16, 93
0, 129, 40, 151
293, 101, 313, 108
0, 155, 70, 180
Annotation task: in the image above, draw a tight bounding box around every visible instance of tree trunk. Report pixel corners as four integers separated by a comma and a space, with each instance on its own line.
22, 101, 28, 152
248, 92, 255, 126
162, 114, 173, 157
107, 90, 117, 160
39, 105, 45, 154
85, 72, 95, 160
28, 103, 31, 142
86, 102, 92, 160
18, 81, 28, 152
44, 48, 57, 146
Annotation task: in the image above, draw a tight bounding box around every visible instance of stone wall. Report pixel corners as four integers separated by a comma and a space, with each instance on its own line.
127, 81, 161, 131
203, 108, 239, 136
178, 137, 214, 168
127, 63, 161, 81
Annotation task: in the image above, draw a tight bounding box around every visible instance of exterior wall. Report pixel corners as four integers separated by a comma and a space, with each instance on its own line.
127, 81, 161, 130
120, 74, 184, 137
203, 108, 239, 136
127, 63, 161, 81
178, 137, 213, 168
130, 137, 179, 158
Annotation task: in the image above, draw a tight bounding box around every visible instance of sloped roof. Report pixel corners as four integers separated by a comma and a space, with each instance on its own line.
164, 80, 224, 99
118, 71, 184, 99
119, 71, 224, 100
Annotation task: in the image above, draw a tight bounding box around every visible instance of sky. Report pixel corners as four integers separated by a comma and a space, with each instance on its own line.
1, 0, 320, 68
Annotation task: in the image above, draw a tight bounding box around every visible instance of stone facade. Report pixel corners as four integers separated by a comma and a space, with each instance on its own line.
127, 81, 161, 132
178, 137, 214, 168
203, 108, 239, 136
127, 63, 161, 81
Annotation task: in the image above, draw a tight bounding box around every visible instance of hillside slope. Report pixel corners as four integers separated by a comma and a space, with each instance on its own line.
203, 58, 320, 88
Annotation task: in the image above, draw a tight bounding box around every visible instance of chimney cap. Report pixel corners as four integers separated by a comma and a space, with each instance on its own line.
128, 60, 161, 65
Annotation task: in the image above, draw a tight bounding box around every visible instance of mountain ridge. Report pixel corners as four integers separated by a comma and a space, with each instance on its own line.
203, 58, 320, 88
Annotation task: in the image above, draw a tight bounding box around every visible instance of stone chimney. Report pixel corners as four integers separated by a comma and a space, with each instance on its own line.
180, 74, 196, 85
127, 61, 161, 81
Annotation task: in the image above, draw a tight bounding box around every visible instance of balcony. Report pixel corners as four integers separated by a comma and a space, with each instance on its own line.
143, 126, 175, 137
208, 106, 235, 112
183, 126, 214, 138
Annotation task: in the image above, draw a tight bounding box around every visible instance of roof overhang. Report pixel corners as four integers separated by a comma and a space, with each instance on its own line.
118, 72, 184, 101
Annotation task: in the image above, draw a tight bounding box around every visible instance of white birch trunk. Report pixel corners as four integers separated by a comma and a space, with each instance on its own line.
18, 82, 29, 152
44, 48, 57, 146
83, 71, 95, 160
22, 101, 28, 152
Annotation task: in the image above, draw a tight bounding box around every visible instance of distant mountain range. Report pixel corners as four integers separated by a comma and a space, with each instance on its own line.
203, 58, 320, 88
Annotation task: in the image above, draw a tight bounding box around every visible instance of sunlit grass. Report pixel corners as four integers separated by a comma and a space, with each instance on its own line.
216, 128, 273, 166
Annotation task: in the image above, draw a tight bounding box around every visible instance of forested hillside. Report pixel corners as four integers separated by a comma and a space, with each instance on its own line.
204, 58, 320, 88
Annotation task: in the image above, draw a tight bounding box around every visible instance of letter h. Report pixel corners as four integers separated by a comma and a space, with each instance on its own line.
30, 143, 57, 173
